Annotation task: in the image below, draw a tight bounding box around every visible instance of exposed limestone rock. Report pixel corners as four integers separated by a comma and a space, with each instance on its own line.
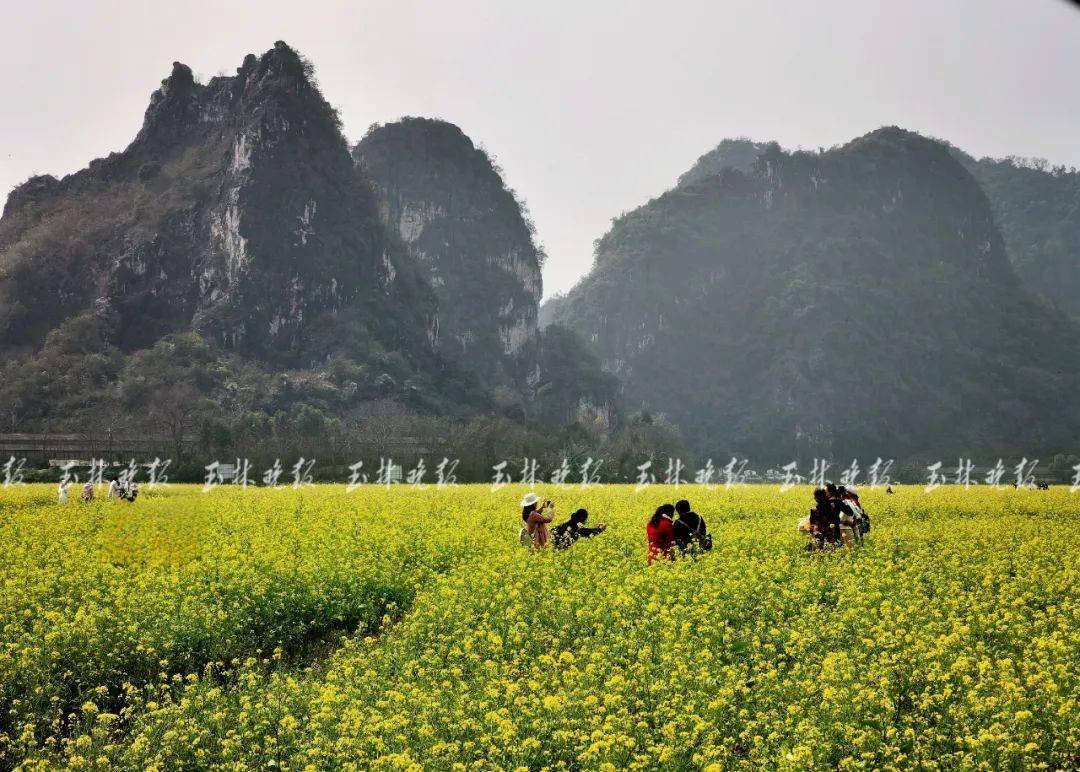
355, 117, 543, 392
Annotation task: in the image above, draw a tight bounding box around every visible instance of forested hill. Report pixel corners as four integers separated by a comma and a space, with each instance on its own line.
670, 137, 1080, 321
0, 42, 494, 437
676, 138, 776, 188
355, 118, 543, 393
0, 42, 612, 454
952, 152, 1080, 320
0, 40, 622, 459
0, 42, 439, 369
545, 127, 1080, 461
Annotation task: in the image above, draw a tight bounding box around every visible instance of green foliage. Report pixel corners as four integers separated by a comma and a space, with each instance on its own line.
355, 117, 543, 392
533, 323, 619, 427
958, 155, 1080, 319
676, 137, 778, 188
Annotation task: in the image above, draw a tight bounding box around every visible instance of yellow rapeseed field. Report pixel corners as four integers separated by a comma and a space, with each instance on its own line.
1, 483, 1077, 770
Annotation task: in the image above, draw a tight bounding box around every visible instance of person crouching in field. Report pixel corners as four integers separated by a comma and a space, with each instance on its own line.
801, 488, 838, 550
80, 481, 95, 502
519, 492, 555, 549
839, 485, 868, 544
826, 483, 858, 547
552, 508, 607, 550
673, 499, 712, 553
646, 503, 676, 563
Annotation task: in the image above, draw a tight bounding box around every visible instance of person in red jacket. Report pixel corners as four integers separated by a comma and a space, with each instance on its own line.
646, 503, 676, 564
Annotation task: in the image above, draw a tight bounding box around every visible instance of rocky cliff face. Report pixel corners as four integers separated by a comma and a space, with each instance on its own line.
354, 118, 542, 390
547, 127, 1080, 459
0, 42, 437, 370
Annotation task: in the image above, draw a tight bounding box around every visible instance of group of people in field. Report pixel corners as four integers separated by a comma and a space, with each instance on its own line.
518, 483, 871, 559
644, 500, 713, 563
57, 477, 139, 504
798, 482, 870, 549
518, 493, 609, 550
517, 492, 713, 562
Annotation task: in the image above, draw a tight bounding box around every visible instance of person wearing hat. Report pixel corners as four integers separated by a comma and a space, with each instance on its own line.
519, 492, 555, 549
552, 508, 607, 550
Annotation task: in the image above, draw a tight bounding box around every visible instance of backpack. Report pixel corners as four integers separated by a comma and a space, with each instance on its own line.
518, 526, 534, 548
689, 514, 713, 551
847, 500, 869, 534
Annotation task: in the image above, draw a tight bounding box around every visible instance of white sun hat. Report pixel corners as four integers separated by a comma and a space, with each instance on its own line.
520, 492, 540, 508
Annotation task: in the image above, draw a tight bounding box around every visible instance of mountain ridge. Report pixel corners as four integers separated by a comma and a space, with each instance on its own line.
0, 41, 621, 458
546, 126, 1080, 459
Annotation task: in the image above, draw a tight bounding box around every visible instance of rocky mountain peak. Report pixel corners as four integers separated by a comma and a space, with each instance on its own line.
259, 40, 306, 77
355, 117, 543, 391
0, 42, 437, 375
134, 61, 201, 150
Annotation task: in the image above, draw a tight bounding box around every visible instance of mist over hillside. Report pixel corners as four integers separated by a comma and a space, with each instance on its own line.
2, 43, 1079, 472
545, 128, 1080, 461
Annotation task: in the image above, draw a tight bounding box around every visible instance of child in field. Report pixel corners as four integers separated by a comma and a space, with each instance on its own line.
646, 504, 676, 563
57, 480, 70, 504
80, 481, 94, 502
552, 508, 606, 550
519, 492, 555, 549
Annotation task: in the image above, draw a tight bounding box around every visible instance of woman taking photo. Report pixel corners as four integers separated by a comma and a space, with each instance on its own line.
519, 492, 555, 549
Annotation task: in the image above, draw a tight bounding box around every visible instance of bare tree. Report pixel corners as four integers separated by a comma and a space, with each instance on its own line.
349, 400, 413, 459
147, 383, 204, 463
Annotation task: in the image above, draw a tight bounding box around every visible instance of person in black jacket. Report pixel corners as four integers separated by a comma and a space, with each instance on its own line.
807, 487, 836, 549
825, 483, 853, 545
552, 508, 607, 550
673, 499, 712, 553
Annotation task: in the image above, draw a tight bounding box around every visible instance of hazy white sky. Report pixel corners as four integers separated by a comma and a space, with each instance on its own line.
2, 0, 1079, 297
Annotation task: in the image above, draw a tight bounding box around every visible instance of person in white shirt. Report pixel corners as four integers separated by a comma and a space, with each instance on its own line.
107, 478, 121, 500
58, 480, 70, 504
